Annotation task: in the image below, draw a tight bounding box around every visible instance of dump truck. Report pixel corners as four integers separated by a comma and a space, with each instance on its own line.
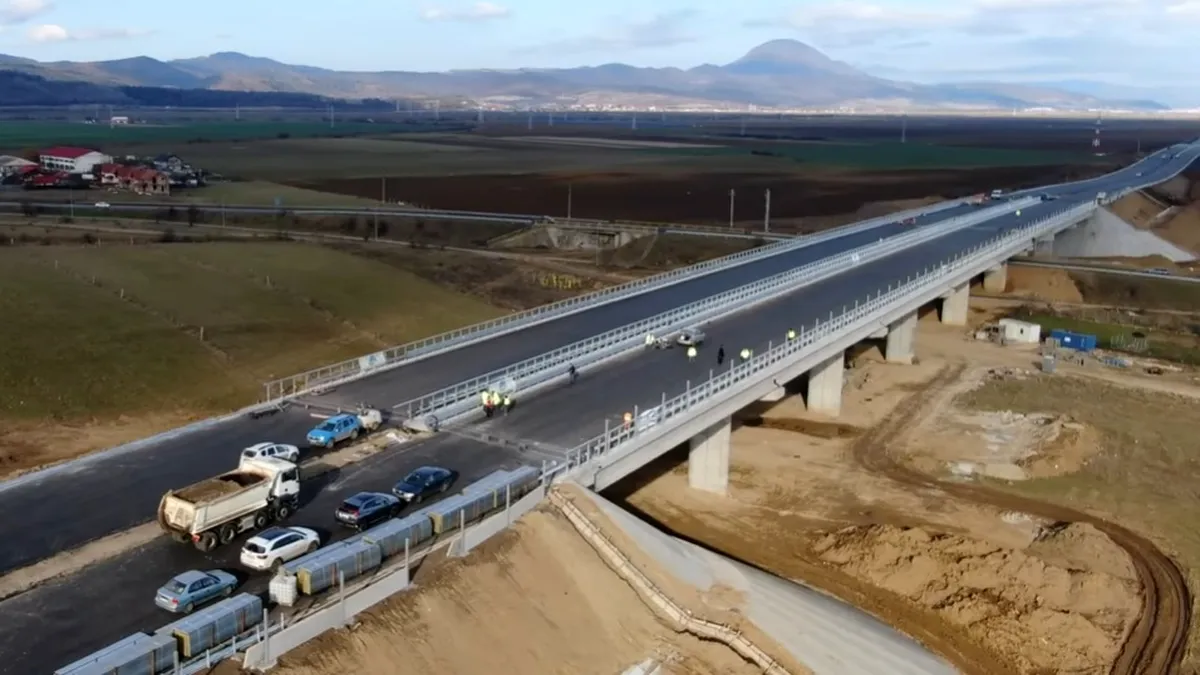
158, 456, 301, 552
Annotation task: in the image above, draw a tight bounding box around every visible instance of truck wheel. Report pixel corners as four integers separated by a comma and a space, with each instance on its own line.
218, 524, 237, 545
194, 532, 217, 552
170, 532, 190, 544
275, 503, 292, 521
253, 512, 269, 529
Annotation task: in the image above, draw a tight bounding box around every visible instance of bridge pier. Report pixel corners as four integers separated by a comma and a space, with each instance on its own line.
688, 418, 731, 494
983, 263, 1008, 293
885, 312, 917, 364
941, 283, 969, 326
1032, 234, 1056, 257
806, 352, 844, 416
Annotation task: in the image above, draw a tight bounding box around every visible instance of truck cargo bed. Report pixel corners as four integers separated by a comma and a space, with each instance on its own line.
175, 472, 267, 501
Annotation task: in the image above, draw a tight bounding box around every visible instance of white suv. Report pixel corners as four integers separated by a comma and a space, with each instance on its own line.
240, 526, 320, 572
241, 442, 300, 463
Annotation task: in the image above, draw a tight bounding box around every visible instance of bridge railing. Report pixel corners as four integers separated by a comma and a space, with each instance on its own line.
549, 201, 1095, 481
394, 198, 1037, 423
259, 199, 966, 402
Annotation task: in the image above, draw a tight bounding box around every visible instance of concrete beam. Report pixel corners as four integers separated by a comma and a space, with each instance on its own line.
885, 311, 917, 364
983, 263, 1008, 293
806, 351, 844, 416
941, 282, 969, 326
867, 326, 888, 339
1032, 234, 1056, 257
759, 386, 786, 402
688, 417, 731, 494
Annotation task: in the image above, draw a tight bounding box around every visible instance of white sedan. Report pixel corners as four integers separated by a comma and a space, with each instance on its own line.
241, 442, 300, 463
239, 526, 320, 572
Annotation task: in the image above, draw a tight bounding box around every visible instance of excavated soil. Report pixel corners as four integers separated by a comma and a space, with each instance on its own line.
1004, 266, 1085, 303
274, 508, 761, 675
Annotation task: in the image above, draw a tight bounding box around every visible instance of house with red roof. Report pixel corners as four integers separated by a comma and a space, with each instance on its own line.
39, 146, 112, 174
97, 163, 170, 195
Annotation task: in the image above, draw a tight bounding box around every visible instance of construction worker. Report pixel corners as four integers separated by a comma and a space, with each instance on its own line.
568, 364, 578, 385
502, 393, 514, 415
787, 328, 797, 341
686, 345, 697, 361
490, 391, 503, 413
480, 390, 493, 418
740, 347, 752, 362
645, 333, 655, 347
716, 345, 725, 365
622, 411, 633, 430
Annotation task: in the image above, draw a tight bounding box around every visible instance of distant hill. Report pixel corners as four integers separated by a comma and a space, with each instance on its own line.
0, 39, 1169, 111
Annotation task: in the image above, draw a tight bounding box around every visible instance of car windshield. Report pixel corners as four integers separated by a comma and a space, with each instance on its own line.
318, 422, 336, 432
164, 580, 187, 594
404, 471, 428, 483
241, 449, 257, 458
340, 501, 359, 512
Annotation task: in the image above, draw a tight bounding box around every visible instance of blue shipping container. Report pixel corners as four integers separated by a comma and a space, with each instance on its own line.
1048, 329, 1098, 353
55, 632, 176, 675
362, 514, 434, 558
162, 593, 262, 658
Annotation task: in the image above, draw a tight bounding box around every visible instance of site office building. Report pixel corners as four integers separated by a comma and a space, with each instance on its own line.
38, 146, 112, 175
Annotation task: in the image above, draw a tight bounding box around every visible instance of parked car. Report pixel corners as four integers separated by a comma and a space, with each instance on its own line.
676, 328, 706, 347
306, 408, 382, 449
239, 526, 320, 572
241, 442, 300, 463
335, 492, 401, 530
155, 569, 237, 614
392, 466, 457, 504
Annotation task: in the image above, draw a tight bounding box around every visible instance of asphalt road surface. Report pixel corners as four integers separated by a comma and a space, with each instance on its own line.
1, 147, 1194, 674
0, 202, 972, 574
0, 434, 527, 675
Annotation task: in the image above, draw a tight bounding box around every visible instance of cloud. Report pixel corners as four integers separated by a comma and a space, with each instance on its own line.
27, 24, 152, 42
518, 9, 699, 55
419, 2, 510, 22
1, 0, 52, 25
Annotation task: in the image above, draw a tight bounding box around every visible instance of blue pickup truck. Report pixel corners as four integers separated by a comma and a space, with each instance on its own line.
306, 408, 383, 449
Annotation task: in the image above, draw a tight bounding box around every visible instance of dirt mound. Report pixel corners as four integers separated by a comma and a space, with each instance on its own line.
275, 508, 757, 675
1110, 191, 1166, 229
1152, 204, 1200, 255
1028, 522, 1138, 582
1005, 266, 1083, 302
811, 523, 1141, 675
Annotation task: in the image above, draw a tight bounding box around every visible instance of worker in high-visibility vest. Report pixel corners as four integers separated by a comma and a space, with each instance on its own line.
645, 334, 655, 346
686, 345, 697, 361
622, 411, 633, 430
1016, 209, 1022, 217
490, 391, 502, 414
480, 390, 494, 418
502, 394, 513, 415
740, 348, 752, 362
787, 329, 797, 341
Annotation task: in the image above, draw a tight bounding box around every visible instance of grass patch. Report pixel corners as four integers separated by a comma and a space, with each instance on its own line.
651, 141, 1094, 169
0, 242, 503, 421
1070, 271, 1200, 312
0, 121, 404, 149
1011, 310, 1200, 365
958, 375, 1200, 665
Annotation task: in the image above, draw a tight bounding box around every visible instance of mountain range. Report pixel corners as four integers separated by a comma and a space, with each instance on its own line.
0, 39, 1169, 111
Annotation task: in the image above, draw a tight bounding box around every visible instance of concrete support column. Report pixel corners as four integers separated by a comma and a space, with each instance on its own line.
1033, 234, 1056, 257
983, 264, 1008, 293
688, 417, 731, 495
885, 311, 917, 364
941, 283, 969, 326
806, 352, 844, 416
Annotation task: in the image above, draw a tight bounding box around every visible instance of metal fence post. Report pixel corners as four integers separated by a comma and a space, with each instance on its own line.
338, 570, 347, 626
506, 484, 513, 526
603, 418, 610, 452
405, 538, 411, 570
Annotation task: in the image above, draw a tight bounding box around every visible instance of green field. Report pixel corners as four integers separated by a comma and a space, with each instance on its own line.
1013, 311, 1200, 365
0, 242, 504, 421
0, 121, 407, 150
655, 141, 1096, 169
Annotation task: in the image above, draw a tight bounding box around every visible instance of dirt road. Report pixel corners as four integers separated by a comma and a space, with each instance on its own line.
848, 363, 1190, 675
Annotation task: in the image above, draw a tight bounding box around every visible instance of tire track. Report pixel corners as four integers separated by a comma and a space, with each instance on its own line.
845, 363, 1190, 675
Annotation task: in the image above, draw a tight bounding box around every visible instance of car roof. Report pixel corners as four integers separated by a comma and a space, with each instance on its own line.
410, 466, 448, 477
249, 527, 293, 542
327, 414, 355, 423
171, 570, 210, 585
345, 491, 385, 505
244, 442, 272, 452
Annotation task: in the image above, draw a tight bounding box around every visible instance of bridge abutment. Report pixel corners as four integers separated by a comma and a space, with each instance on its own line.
885, 311, 917, 364
940, 283, 969, 326
688, 417, 731, 494
806, 352, 844, 416
983, 263, 1008, 293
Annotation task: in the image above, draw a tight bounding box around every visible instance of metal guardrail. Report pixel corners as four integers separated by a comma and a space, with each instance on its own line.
394, 197, 1039, 424
260, 199, 968, 402
548, 201, 1096, 481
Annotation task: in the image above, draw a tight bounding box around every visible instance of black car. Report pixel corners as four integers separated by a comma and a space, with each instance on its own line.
334, 491, 401, 530
392, 466, 457, 504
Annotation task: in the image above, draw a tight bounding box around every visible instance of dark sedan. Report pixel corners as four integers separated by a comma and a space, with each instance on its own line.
334, 491, 401, 530
392, 466, 457, 504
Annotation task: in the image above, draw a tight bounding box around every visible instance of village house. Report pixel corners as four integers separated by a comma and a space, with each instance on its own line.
38, 146, 112, 174
97, 163, 171, 195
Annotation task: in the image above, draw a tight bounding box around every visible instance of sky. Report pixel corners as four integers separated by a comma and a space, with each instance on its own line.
0, 0, 1198, 99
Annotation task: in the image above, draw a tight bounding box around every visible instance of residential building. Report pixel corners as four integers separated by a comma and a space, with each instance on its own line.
39, 146, 113, 174
0, 155, 37, 177
110, 116, 129, 125
97, 163, 170, 195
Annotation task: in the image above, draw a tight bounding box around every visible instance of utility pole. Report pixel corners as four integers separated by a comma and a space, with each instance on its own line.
381, 177, 387, 204
728, 189, 736, 228
763, 188, 771, 233
566, 183, 573, 223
